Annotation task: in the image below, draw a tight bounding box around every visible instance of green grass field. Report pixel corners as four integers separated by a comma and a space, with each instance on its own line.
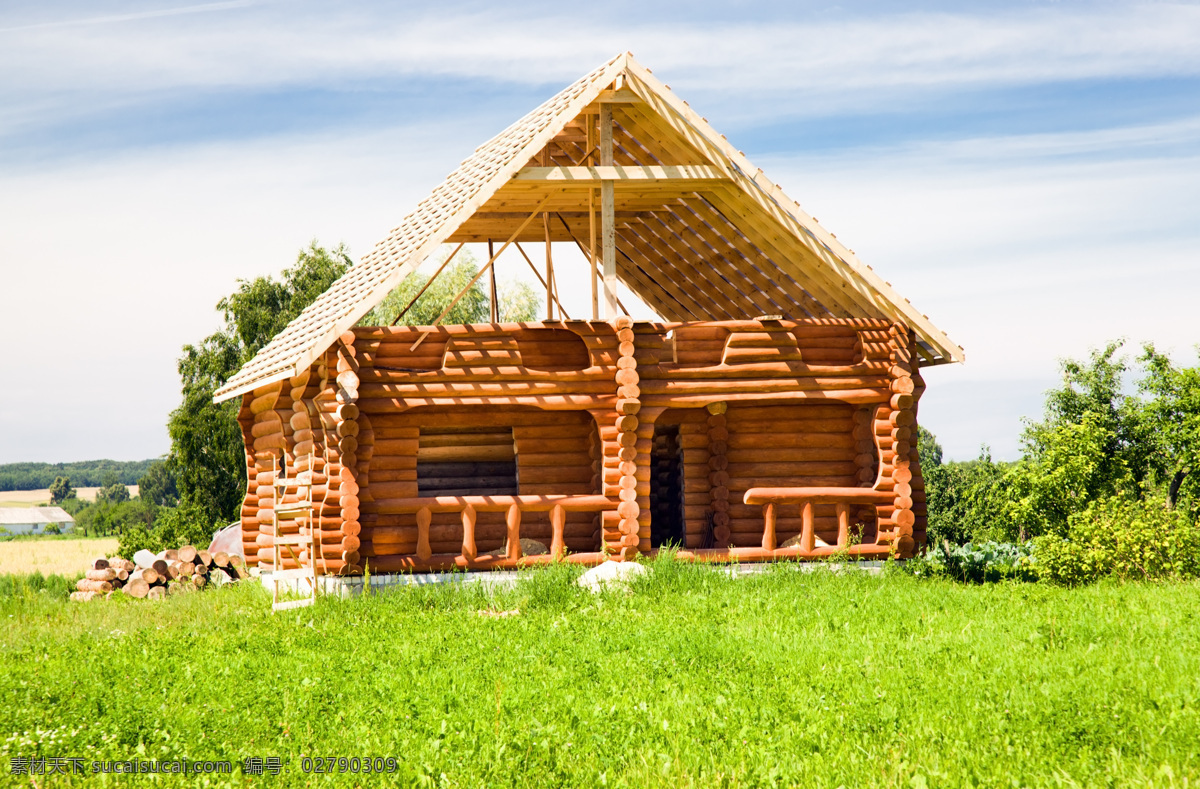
2, 558, 1198, 787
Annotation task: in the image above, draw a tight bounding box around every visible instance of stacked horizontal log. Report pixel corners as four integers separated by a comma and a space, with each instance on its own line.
69, 548, 248, 602
233, 318, 929, 571
350, 323, 619, 409
358, 407, 598, 563
612, 317, 642, 561
243, 380, 286, 566
326, 334, 363, 573
722, 403, 860, 548
849, 407, 881, 540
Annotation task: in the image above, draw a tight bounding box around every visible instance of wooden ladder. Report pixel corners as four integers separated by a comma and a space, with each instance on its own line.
271, 455, 321, 612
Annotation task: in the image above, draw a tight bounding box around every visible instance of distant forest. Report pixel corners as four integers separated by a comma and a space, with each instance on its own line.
0, 460, 157, 491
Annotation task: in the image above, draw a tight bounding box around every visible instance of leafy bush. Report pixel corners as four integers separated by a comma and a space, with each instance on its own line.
116, 501, 218, 557
73, 497, 157, 537
904, 541, 1038, 583
1033, 493, 1200, 585
0, 572, 76, 599
96, 482, 130, 504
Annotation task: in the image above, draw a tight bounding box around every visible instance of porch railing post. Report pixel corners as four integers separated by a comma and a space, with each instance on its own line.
506, 503, 522, 561
761, 502, 777, 551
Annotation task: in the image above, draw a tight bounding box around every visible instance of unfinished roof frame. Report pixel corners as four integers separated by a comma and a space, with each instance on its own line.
214, 51, 962, 405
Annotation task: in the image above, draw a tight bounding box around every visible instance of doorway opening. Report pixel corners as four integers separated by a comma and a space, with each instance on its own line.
649, 424, 686, 548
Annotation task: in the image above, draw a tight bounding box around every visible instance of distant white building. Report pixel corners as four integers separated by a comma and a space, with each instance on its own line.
0, 507, 75, 535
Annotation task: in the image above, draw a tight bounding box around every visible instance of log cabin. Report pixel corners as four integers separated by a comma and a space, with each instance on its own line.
213, 52, 963, 585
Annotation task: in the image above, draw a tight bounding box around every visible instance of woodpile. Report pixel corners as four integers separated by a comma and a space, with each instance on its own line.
68, 547, 248, 602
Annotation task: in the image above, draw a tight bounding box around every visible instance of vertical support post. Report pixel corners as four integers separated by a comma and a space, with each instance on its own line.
762, 502, 777, 552
416, 507, 432, 561
800, 501, 815, 553
544, 212, 554, 320
600, 103, 617, 319
461, 504, 477, 562
588, 114, 598, 321
506, 504, 522, 561
550, 504, 566, 561
836, 503, 850, 549
589, 188, 598, 321
488, 239, 498, 323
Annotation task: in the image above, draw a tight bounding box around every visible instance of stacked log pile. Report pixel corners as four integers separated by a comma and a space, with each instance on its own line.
69, 546, 248, 602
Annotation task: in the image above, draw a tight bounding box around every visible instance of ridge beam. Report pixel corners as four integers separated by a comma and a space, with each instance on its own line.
514, 165, 722, 183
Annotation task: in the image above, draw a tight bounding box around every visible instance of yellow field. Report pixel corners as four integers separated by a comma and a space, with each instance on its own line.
0, 486, 138, 507
0, 537, 120, 576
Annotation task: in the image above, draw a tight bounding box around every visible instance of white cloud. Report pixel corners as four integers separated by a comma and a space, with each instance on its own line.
3, 1, 1199, 464
4, 110, 1198, 463
4, 3, 1200, 131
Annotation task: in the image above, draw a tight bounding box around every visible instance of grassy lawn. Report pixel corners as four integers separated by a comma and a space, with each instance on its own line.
0, 536, 119, 577
2, 558, 1198, 787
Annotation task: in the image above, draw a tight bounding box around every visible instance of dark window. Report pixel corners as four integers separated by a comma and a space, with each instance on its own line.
417, 427, 518, 496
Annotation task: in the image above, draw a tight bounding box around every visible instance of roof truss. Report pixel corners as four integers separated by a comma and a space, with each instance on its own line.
214, 52, 962, 403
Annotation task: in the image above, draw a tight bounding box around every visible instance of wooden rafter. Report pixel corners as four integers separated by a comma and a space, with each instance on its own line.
216, 52, 962, 404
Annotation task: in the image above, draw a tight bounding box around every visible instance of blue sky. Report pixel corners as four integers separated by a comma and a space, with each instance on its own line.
2, 0, 1198, 464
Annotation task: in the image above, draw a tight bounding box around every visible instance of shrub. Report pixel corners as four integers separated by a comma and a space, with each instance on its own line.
904, 541, 1037, 583
0, 572, 76, 599
1033, 493, 1200, 585
116, 501, 217, 557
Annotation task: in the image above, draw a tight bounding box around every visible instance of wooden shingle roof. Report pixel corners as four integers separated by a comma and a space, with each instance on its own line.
214, 52, 961, 402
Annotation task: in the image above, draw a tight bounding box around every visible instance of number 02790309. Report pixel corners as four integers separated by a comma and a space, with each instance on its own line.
300, 756, 399, 774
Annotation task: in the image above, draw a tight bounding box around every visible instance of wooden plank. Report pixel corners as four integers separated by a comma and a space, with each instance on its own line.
600, 104, 617, 319
513, 165, 723, 182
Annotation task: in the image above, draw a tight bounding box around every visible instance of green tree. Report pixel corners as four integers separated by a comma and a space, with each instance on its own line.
917, 425, 943, 469
97, 482, 130, 504
1138, 344, 1200, 509
1004, 413, 1115, 538
365, 247, 541, 326
1024, 342, 1150, 494
137, 461, 179, 507
498, 279, 541, 323
166, 241, 351, 527
48, 476, 74, 505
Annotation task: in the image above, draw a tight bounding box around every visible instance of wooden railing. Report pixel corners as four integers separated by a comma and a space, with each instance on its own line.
380, 494, 615, 563
743, 487, 893, 552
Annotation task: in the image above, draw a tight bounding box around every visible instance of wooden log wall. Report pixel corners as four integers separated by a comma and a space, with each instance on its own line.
721, 402, 860, 547
235, 317, 929, 571
351, 323, 620, 410
356, 406, 599, 562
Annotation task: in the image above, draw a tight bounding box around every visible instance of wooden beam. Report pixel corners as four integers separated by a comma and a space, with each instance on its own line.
543, 212, 554, 321
512, 242, 572, 320
594, 88, 640, 103
410, 194, 553, 351
600, 104, 616, 319
390, 242, 465, 326
589, 192, 598, 320
513, 165, 722, 182
552, 212, 631, 318
488, 239, 498, 323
